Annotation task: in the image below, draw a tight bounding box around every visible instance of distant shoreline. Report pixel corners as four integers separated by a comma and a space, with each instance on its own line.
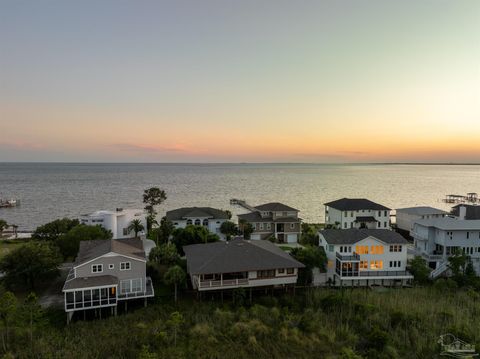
1, 162, 480, 166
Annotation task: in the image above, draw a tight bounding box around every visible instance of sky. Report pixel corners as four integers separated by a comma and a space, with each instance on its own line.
0, 0, 479, 163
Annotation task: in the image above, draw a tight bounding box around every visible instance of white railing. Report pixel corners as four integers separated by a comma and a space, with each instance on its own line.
197, 278, 249, 288
430, 261, 448, 279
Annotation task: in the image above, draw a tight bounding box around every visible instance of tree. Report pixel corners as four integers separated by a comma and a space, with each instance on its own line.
0, 220, 7, 236
149, 243, 179, 265
56, 224, 112, 259
171, 226, 219, 255
167, 311, 184, 347
220, 221, 237, 241
300, 223, 319, 246
164, 265, 186, 303
0, 242, 62, 290
31, 218, 79, 241
143, 187, 167, 233
408, 256, 431, 285
290, 245, 327, 285
157, 217, 175, 244
22, 293, 43, 349
242, 223, 254, 240
128, 219, 145, 238
0, 292, 17, 352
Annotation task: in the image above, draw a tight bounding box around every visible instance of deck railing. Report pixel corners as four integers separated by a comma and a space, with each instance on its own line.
336, 252, 360, 261
197, 277, 249, 288
336, 269, 412, 278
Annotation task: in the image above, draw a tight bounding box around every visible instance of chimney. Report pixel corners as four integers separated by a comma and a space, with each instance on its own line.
459, 205, 467, 220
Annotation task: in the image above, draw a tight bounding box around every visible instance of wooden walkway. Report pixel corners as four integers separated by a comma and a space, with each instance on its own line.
230, 198, 257, 212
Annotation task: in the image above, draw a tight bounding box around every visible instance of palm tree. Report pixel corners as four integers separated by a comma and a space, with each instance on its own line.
163, 265, 186, 303
0, 220, 7, 237
128, 219, 145, 238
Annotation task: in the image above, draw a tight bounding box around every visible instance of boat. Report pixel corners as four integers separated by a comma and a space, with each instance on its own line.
0, 199, 19, 208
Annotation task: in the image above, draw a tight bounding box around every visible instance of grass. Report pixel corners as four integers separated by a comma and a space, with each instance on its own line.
0, 239, 27, 259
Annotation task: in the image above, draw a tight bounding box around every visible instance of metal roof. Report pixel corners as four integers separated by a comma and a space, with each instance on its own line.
414, 217, 480, 230
396, 206, 447, 216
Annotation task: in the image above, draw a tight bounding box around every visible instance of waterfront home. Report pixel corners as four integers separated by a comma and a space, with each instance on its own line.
80, 208, 147, 239
63, 238, 154, 322
395, 206, 447, 236
237, 202, 301, 243
324, 198, 391, 229
183, 238, 304, 292
412, 217, 480, 278
319, 229, 412, 286
451, 204, 480, 220
165, 207, 231, 240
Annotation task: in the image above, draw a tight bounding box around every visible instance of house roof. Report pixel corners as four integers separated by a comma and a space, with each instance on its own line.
237, 211, 300, 223
63, 275, 118, 291
324, 198, 390, 211
75, 238, 145, 266
354, 216, 377, 223
319, 229, 408, 245
183, 239, 304, 275
254, 202, 299, 212
451, 205, 480, 220
165, 207, 230, 220
396, 206, 447, 216
414, 217, 480, 231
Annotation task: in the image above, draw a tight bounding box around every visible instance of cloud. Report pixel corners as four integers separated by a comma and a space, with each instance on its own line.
111, 143, 186, 153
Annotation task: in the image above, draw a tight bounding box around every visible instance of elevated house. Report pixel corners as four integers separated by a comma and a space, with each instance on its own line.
412, 217, 480, 278
395, 206, 447, 236
319, 229, 412, 286
165, 207, 231, 240
237, 202, 301, 243
80, 208, 147, 239
183, 238, 304, 292
324, 198, 391, 230
63, 238, 154, 322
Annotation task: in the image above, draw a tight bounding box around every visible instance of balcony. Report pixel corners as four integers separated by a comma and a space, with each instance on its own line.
336, 269, 413, 279
336, 252, 360, 261
118, 277, 155, 300
196, 277, 249, 289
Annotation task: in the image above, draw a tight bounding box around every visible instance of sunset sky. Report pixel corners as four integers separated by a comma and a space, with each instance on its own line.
1, 0, 479, 162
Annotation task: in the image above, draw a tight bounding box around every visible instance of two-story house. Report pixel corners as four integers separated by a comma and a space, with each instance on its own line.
63, 238, 154, 323
165, 207, 231, 240
80, 208, 147, 239
319, 229, 412, 286
237, 202, 301, 243
184, 238, 304, 292
324, 198, 391, 229
412, 217, 480, 278
395, 206, 447, 236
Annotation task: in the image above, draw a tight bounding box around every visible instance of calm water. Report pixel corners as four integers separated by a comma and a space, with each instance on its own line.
0, 163, 479, 231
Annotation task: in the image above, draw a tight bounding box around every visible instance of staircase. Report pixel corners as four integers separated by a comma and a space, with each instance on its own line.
430, 261, 449, 279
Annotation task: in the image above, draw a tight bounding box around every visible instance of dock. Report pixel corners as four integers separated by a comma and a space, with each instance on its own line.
443, 193, 478, 204
230, 198, 257, 212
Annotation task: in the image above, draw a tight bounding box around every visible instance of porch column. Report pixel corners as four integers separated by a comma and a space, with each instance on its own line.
221, 273, 223, 286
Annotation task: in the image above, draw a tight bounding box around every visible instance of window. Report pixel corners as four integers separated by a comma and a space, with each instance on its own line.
467, 232, 470, 239
390, 261, 401, 268
329, 245, 334, 252
266, 223, 271, 230
120, 262, 131, 271
131, 278, 142, 292
287, 268, 294, 275
378, 211, 381, 216
108, 264, 114, 270
259, 223, 264, 230
203, 219, 209, 226
257, 270, 276, 278
327, 260, 334, 269
344, 222, 347, 228
194, 219, 201, 226
370, 246, 384, 254
174, 222, 179, 226
389, 245, 402, 252
360, 261, 368, 269
120, 280, 131, 294
384, 222, 387, 228
370, 260, 383, 270
356, 245, 369, 254
92, 264, 103, 273
186, 219, 192, 225
278, 268, 285, 274
384, 211, 387, 216
350, 211, 354, 217
123, 228, 129, 236
290, 223, 295, 229
252, 223, 256, 230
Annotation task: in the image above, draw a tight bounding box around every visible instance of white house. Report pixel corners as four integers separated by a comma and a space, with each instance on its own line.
324, 198, 391, 229
319, 229, 412, 286
165, 207, 231, 240
395, 206, 447, 235
80, 208, 147, 239
183, 238, 304, 292
412, 217, 480, 278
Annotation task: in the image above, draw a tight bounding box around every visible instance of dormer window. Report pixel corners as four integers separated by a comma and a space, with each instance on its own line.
186, 219, 192, 225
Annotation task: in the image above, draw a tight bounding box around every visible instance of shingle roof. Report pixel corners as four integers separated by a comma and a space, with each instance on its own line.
319, 229, 408, 245
324, 198, 390, 211
237, 212, 300, 223
415, 217, 480, 230
75, 238, 145, 266
396, 206, 447, 216
63, 275, 118, 291
166, 207, 230, 220
451, 205, 480, 220
254, 202, 299, 212
183, 239, 304, 275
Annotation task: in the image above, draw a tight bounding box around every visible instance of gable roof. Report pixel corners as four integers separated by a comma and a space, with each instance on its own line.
324, 198, 390, 211
396, 206, 447, 216
254, 202, 299, 212
414, 217, 480, 231
319, 229, 408, 245
75, 238, 145, 266
166, 207, 230, 220
183, 239, 304, 275
237, 211, 300, 223
63, 275, 118, 291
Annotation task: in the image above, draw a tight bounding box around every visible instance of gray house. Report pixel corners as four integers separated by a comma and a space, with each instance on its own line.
63, 238, 154, 322
184, 238, 304, 291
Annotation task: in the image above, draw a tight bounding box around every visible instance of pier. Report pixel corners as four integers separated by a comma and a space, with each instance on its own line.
444, 193, 478, 204
229, 198, 257, 212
